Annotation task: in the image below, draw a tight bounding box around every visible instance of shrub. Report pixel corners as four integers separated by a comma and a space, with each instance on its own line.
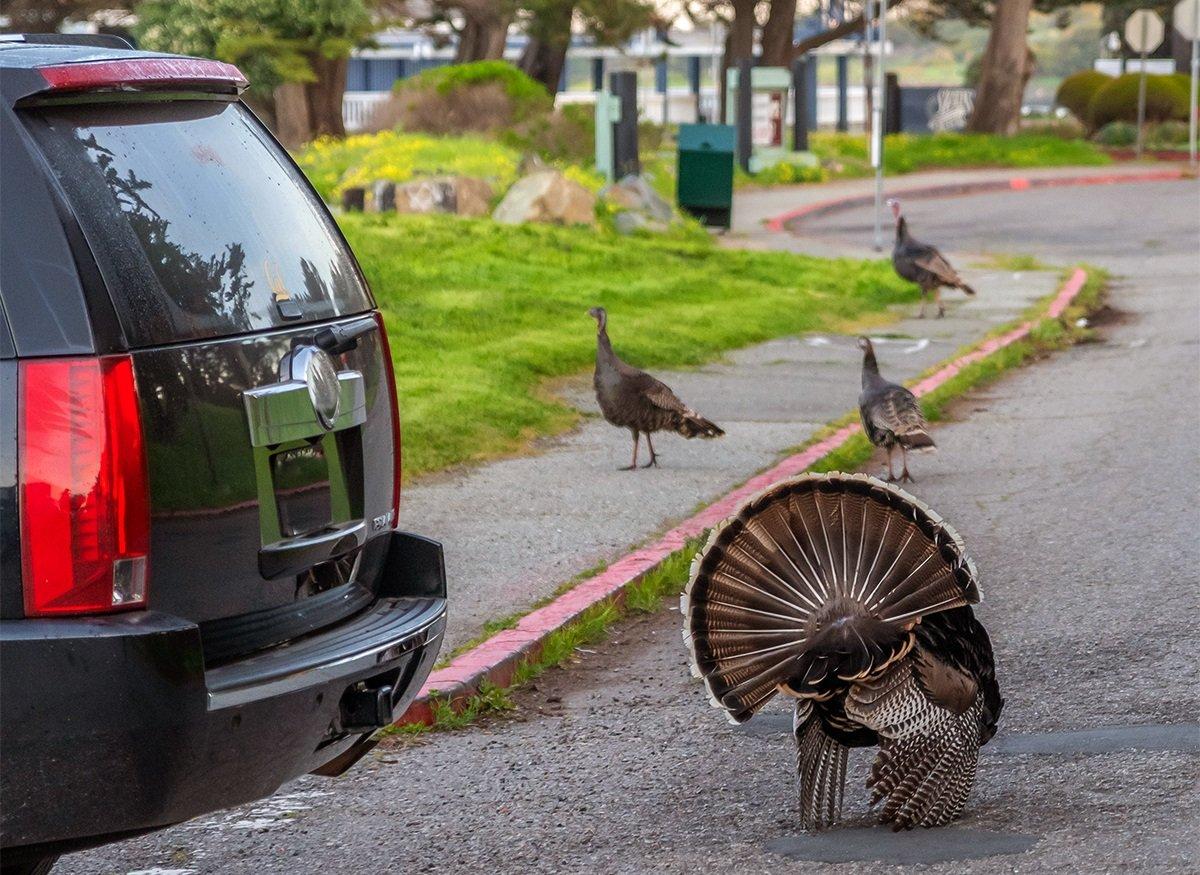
1093, 120, 1137, 147
293, 131, 520, 201
373, 61, 553, 136
1146, 120, 1190, 149
500, 102, 595, 164
1167, 73, 1193, 101
1055, 70, 1111, 126
1087, 73, 1190, 128
396, 60, 551, 117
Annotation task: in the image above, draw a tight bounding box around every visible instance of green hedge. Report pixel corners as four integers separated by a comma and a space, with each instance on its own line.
394, 60, 551, 110
1087, 73, 1190, 128
1055, 70, 1111, 127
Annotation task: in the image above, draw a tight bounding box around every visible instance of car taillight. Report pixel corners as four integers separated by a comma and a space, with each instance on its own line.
372, 313, 402, 528
19, 356, 150, 616
36, 58, 248, 95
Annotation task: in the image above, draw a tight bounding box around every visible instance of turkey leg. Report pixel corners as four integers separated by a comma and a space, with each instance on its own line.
620, 429, 639, 471
899, 445, 914, 483
935, 287, 945, 318
641, 433, 659, 468
885, 445, 896, 481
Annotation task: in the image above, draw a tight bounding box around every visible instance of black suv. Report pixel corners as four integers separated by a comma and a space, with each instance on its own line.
0, 36, 446, 872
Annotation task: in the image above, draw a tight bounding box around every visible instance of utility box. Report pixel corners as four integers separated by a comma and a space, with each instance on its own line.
676, 123, 735, 230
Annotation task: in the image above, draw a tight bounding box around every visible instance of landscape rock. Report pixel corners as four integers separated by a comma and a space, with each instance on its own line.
601, 174, 675, 224
368, 180, 396, 213
492, 170, 596, 227
613, 210, 670, 236
369, 174, 492, 214
340, 186, 365, 212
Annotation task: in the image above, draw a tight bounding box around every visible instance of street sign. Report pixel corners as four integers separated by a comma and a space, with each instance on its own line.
1125, 9, 1165, 53
1175, 0, 1200, 40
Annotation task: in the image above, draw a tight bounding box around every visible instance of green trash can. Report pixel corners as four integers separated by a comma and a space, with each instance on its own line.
676, 123, 736, 230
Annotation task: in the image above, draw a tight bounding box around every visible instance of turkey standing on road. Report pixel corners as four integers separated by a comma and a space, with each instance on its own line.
889, 198, 976, 318
858, 336, 934, 483
588, 307, 724, 470
683, 472, 1003, 831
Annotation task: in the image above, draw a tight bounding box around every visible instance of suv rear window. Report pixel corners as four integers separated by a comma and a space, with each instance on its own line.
23, 100, 372, 347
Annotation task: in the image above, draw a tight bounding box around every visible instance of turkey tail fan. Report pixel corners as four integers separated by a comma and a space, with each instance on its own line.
898, 428, 936, 451
682, 473, 979, 723
679, 413, 725, 439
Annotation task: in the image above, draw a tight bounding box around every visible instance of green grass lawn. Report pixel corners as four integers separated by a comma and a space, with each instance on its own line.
812, 131, 1111, 177
342, 214, 914, 477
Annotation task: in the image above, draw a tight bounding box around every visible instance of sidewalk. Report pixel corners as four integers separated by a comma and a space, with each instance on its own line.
399, 166, 1103, 654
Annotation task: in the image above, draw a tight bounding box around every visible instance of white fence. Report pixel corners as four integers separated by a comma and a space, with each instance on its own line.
344, 85, 868, 133
343, 92, 390, 132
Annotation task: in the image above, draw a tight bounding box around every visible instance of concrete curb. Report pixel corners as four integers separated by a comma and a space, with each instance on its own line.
397, 267, 1090, 727
763, 168, 1186, 233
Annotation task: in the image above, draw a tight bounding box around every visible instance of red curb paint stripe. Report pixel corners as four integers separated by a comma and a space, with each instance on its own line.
762, 168, 1185, 232
397, 267, 1090, 725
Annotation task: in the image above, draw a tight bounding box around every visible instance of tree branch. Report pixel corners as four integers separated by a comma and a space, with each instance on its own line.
791, 0, 910, 59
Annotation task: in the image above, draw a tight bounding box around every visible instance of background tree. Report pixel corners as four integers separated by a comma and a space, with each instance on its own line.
0, 0, 120, 32
517, 0, 655, 93
135, 0, 374, 145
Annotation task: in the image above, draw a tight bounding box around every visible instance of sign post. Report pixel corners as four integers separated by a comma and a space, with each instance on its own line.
1124, 9, 1166, 159
1175, 0, 1200, 171
870, 0, 889, 252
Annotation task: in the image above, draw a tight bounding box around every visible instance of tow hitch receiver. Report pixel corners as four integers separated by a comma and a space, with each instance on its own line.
339, 681, 396, 733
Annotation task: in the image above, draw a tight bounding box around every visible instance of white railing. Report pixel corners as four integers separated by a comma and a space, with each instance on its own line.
343, 92, 391, 132
554, 85, 868, 129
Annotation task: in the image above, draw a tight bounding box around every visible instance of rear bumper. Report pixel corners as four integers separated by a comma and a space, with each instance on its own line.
0, 531, 446, 857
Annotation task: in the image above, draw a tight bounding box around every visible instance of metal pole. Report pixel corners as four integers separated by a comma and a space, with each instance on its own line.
1191, 34, 1199, 172
1135, 14, 1149, 159
872, 0, 888, 252
792, 56, 809, 151
737, 57, 754, 173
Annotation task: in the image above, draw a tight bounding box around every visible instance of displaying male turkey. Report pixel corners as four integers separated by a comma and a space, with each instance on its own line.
888, 198, 975, 318
683, 472, 1003, 831
858, 336, 934, 483
588, 307, 724, 470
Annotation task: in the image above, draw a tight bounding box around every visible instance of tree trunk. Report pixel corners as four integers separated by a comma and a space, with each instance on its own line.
760, 0, 797, 67
273, 81, 312, 149
966, 0, 1034, 135
304, 52, 349, 139
455, 11, 511, 62
719, 0, 757, 123
518, 3, 574, 93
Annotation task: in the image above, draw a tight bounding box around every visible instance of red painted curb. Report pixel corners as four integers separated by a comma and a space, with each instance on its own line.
762, 168, 1186, 232
396, 268, 1090, 726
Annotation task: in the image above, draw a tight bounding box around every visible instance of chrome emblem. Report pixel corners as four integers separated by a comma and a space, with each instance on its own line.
304, 348, 342, 429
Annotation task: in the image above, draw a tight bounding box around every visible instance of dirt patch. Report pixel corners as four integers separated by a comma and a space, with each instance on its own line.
1084, 304, 1134, 329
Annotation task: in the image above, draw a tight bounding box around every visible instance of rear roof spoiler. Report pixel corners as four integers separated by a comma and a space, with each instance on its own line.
33, 57, 248, 97
6, 34, 135, 50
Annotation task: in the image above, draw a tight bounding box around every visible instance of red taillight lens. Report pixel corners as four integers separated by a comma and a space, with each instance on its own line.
19, 356, 150, 616
37, 58, 248, 95
372, 313, 402, 528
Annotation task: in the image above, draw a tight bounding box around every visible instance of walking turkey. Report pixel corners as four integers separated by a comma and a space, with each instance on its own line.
888, 198, 975, 318
683, 472, 1003, 831
588, 307, 724, 470
858, 336, 934, 483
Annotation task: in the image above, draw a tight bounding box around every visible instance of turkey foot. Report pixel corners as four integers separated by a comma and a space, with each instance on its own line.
641, 434, 659, 468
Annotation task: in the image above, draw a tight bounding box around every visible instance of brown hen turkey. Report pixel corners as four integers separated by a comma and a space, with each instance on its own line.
858, 336, 935, 483
889, 198, 976, 318
683, 473, 1003, 831
588, 307, 723, 470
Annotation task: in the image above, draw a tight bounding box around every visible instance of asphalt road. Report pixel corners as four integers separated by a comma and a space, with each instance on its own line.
62, 178, 1200, 874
